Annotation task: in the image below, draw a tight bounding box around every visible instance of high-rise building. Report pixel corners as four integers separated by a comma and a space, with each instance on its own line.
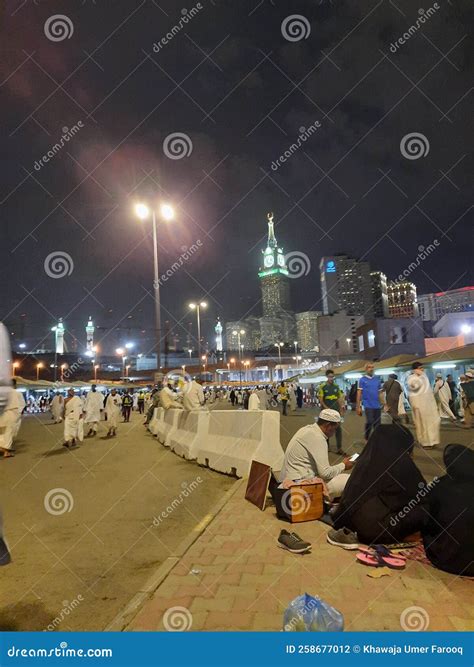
295, 311, 321, 351
52, 318, 65, 354
319, 255, 373, 318
215, 318, 223, 352
258, 213, 292, 316
225, 318, 261, 351
370, 272, 389, 318
86, 316, 94, 352
387, 281, 418, 318
417, 286, 473, 322
259, 314, 295, 348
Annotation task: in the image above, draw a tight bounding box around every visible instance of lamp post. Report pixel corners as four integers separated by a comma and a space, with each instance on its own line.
346, 337, 352, 352
188, 348, 193, 361
116, 348, 126, 378
12, 361, 19, 377
275, 342, 283, 381
244, 360, 250, 382
189, 301, 207, 358
94, 364, 99, 382
60, 364, 66, 382
134, 202, 175, 372
232, 330, 245, 389
125, 364, 130, 378
36, 362, 43, 381
293, 340, 298, 357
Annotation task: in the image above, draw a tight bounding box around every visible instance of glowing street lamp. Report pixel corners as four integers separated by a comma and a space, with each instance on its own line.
12, 361, 20, 377
94, 364, 99, 382
275, 342, 283, 381
232, 330, 245, 389
125, 364, 131, 378
188, 348, 193, 360
293, 340, 298, 357
244, 360, 250, 382
461, 324, 472, 334
36, 362, 43, 381
134, 201, 175, 371
189, 301, 207, 358
60, 363, 67, 382
346, 337, 352, 351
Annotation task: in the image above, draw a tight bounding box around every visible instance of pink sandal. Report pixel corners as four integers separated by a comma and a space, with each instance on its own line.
357, 546, 406, 570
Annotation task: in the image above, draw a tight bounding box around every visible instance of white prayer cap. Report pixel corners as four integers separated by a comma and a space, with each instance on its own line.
319, 408, 342, 423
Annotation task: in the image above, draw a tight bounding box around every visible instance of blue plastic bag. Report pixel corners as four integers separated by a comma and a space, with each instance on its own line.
283, 593, 344, 631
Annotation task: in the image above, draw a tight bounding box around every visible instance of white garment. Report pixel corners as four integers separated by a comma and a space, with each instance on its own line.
281, 424, 346, 484
63, 396, 83, 442
84, 390, 104, 426
51, 395, 64, 422
257, 389, 268, 410
288, 388, 297, 411
0, 389, 24, 451
407, 373, 440, 447
398, 392, 406, 416
183, 381, 205, 410
248, 393, 260, 411
434, 379, 455, 419
105, 393, 122, 428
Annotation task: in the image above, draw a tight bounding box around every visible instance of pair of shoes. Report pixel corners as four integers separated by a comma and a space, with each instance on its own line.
277, 529, 312, 554
326, 527, 359, 550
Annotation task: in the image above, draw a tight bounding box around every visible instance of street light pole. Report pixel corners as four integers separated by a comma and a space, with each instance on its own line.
275, 342, 283, 381
189, 302, 207, 359
152, 210, 162, 371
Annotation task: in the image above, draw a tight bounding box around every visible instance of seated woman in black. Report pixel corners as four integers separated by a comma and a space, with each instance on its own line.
333, 424, 426, 544
422, 444, 474, 576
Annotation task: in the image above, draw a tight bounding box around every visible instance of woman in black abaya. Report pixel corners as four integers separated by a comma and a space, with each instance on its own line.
333, 424, 427, 544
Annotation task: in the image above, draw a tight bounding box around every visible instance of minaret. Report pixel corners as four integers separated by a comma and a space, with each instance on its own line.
86, 316, 94, 352
54, 318, 65, 354
215, 318, 223, 352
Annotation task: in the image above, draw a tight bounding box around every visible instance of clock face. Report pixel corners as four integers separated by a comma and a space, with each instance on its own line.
264, 255, 274, 268
277, 253, 285, 267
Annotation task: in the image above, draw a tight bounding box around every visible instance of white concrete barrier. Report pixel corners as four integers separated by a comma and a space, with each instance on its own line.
167, 410, 210, 461
197, 410, 284, 478
149, 407, 180, 446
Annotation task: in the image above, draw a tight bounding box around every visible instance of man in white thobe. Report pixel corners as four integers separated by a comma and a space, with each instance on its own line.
407, 362, 440, 448
50, 392, 64, 423
105, 389, 122, 436
0, 381, 25, 458
63, 389, 83, 448
257, 387, 268, 410
280, 409, 354, 500
433, 374, 456, 420
183, 379, 205, 411
248, 389, 260, 411
84, 385, 104, 437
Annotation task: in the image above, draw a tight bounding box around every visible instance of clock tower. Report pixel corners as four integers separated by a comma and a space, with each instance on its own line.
258, 212, 292, 317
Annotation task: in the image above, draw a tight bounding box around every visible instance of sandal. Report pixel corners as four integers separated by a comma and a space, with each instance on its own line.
358, 546, 406, 570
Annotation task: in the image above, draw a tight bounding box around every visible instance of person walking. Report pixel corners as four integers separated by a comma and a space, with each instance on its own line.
63, 389, 83, 448
84, 384, 104, 437
460, 370, 474, 429
406, 362, 440, 448
105, 389, 122, 437
278, 381, 289, 417
446, 374, 458, 417
121, 391, 133, 422
381, 373, 404, 424
50, 392, 64, 424
356, 362, 382, 442
137, 390, 145, 414
296, 385, 303, 409
433, 374, 456, 421
318, 370, 346, 455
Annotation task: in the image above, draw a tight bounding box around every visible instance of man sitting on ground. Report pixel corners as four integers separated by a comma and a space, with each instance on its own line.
280, 409, 354, 501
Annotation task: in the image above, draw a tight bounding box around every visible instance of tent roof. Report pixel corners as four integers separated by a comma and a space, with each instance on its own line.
396, 343, 474, 367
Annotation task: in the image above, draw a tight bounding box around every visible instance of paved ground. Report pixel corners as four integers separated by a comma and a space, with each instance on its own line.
125, 406, 474, 633
0, 410, 235, 631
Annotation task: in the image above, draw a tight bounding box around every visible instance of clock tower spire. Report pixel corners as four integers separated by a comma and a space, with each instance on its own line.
258, 211, 291, 317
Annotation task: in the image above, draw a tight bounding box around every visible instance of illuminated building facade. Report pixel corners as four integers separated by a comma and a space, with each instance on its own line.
319, 255, 373, 317
387, 281, 419, 318
295, 311, 321, 351
259, 213, 292, 316
418, 286, 473, 322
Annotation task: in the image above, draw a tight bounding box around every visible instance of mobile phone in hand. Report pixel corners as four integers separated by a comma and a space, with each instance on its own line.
349, 453, 359, 462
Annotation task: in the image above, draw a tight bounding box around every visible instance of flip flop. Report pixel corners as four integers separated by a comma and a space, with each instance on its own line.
359, 546, 407, 562
358, 547, 406, 570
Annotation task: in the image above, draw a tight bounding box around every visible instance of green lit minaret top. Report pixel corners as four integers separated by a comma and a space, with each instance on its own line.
258, 212, 289, 277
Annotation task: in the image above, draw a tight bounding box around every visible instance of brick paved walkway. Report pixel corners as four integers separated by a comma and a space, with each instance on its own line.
127, 480, 473, 632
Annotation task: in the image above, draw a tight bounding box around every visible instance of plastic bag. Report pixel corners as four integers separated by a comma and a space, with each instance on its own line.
283, 593, 344, 631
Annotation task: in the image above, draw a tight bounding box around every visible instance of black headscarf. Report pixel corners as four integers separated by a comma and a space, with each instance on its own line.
333, 424, 425, 529
443, 443, 474, 482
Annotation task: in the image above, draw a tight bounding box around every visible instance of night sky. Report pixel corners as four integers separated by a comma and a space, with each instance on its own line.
1, 0, 473, 355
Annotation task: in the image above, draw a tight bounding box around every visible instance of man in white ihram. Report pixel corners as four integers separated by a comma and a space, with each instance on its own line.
433, 373, 456, 421
84, 384, 104, 437
407, 362, 440, 448
63, 389, 83, 448
0, 379, 25, 459
183, 378, 205, 410
50, 392, 64, 423
105, 389, 122, 437
280, 409, 354, 500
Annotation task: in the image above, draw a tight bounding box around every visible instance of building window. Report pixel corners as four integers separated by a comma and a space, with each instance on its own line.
358, 335, 365, 352
367, 330, 376, 348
